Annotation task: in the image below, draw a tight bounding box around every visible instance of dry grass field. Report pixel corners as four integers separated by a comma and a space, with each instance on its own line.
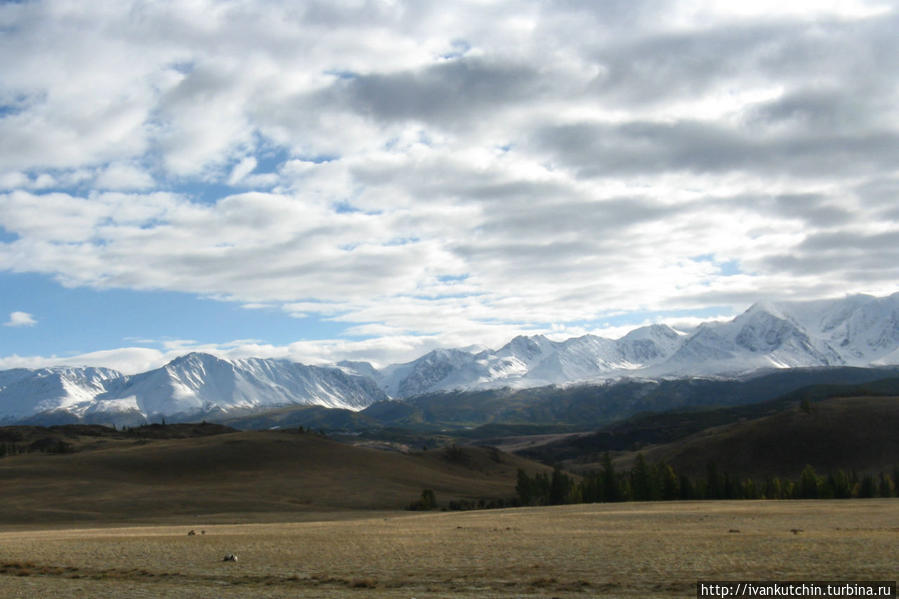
0, 499, 895, 598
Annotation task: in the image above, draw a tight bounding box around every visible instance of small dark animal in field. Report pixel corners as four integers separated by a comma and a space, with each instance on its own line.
188, 530, 196, 536
223, 553, 238, 562
790, 528, 803, 535
728, 529, 740, 533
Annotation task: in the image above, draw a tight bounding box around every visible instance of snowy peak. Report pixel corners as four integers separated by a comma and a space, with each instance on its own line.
376, 327, 686, 395
666, 303, 841, 373
497, 334, 555, 361
1, 293, 899, 422
377, 294, 899, 393
743, 300, 789, 321
733, 305, 808, 353
617, 324, 683, 365
0, 366, 123, 421
106, 353, 388, 417
378, 348, 487, 398
733, 294, 899, 366
336, 360, 379, 379
0, 355, 387, 425
793, 293, 899, 363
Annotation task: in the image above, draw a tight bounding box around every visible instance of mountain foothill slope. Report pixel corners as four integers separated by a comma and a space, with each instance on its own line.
0, 427, 550, 524
610, 394, 899, 480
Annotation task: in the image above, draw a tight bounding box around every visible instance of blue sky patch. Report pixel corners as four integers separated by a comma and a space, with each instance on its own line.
0, 227, 19, 243
0, 272, 347, 357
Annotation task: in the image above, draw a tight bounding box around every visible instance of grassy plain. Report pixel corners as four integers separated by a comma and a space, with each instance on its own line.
0, 499, 895, 598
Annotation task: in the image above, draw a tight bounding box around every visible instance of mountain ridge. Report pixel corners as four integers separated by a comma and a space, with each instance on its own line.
1, 293, 898, 425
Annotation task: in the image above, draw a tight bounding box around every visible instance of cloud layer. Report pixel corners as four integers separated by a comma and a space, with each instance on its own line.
0, 0, 897, 367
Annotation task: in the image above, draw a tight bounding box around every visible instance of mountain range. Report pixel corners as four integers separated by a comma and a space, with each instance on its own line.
2, 293, 897, 425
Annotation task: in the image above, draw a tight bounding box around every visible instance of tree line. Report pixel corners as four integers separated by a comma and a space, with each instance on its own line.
0, 438, 74, 456
515, 454, 899, 506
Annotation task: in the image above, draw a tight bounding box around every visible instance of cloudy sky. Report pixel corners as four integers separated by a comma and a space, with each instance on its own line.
1, 0, 897, 373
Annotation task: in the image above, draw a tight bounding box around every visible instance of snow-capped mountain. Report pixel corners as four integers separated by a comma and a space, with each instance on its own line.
374, 348, 492, 398
1, 293, 898, 424
0, 354, 387, 425
364, 293, 899, 395
0, 367, 123, 422
373, 324, 686, 394
785, 294, 899, 364
106, 353, 388, 417
658, 301, 844, 375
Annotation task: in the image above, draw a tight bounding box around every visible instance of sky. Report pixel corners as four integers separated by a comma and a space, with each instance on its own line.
1, 0, 897, 374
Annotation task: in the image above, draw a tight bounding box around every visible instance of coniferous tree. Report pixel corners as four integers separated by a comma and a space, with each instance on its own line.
705, 461, 722, 499
678, 474, 694, 500
821, 473, 836, 499
630, 454, 654, 501
549, 466, 571, 505
580, 472, 602, 503
419, 489, 437, 510
533, 472, 551, 505
831, 470, 852, 499
600, 452, 620, 502
722, 472, 741, 499
658, 464, 679, 500
618, 474, 633, 502
858, 475, 877, 498
763, 477, 780, 500
516, 469, 534, 506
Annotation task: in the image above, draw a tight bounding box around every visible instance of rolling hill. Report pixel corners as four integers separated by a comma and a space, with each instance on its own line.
516, 376, 899, 463
0, 427, 548, 526
605, 394, 899, 479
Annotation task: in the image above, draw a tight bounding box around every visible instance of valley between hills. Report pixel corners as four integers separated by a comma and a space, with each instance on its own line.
0, 371, 898, 598
1, 296, 898, 597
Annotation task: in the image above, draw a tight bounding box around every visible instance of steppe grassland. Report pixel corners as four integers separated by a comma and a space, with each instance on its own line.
0, 500, 896, 598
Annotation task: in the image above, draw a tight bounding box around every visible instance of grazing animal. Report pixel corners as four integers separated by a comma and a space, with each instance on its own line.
790, 528, 803, 535
188, 530, 196, 536
223, 553, 238, 562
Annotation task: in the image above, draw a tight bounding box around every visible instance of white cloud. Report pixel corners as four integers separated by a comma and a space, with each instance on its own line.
0, 347, 166, 375
0, 0, 896, 364
95, 162, 155, 190
227, 157, 258, 185
0, 171, 28, 189
3, 311, 37, 327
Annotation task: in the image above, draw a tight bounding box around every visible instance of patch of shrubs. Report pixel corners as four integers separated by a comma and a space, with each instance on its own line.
442, 444, 470, 466
28, 437, 74, 454
447, 497, 519, 511
406, 488, 438, 510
